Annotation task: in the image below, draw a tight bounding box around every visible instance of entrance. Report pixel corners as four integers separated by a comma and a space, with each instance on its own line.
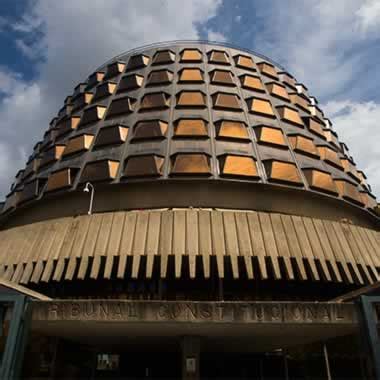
94, 349, 181, 379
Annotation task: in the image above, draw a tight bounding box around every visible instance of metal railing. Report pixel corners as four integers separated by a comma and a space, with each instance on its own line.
93, 39, 287, 73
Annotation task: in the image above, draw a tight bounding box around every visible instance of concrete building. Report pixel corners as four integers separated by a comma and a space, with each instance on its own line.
0, 41, 379, 379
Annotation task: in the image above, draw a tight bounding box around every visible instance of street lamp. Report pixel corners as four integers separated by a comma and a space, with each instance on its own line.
83, 182, 95, 215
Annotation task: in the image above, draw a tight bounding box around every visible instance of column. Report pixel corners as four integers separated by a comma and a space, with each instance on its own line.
181, 336, 200, 380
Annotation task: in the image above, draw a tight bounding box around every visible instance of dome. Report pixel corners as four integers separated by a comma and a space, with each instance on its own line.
0, 41, 379, 294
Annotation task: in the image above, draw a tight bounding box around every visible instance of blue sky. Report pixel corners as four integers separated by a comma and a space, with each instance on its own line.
0, 0, 380, 199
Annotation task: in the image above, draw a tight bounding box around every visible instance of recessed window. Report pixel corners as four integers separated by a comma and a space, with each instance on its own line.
80, 105, 107, 126
152, 50, 175, 65
264, 160, 303, 186
340, 158, 361, 182
140, 92, 170, 111
80, 160, 119, 182
289, 93, 310, 113
94, 125, 129, 147
246, 97, 275, 118
178, 68, 204, 83
208, 50, 230, 65
174, 119, 208, 138
87, 71, 105, 89
123, 155, 164, 178
176, 91, 206, 108
180, 49, 202, 62
127, 54, 149, 70
303, 117, 325, 139
58, 104, 73, 118
39, 145, 66, 168
276, 105, 304, 127
19, 179, 46, 204
147, 70, 173, 86
171, 154, 211, 175
323, 130, 340, 150
23, 158, 40, 179
334, 179, 363, 205
132, 120, 168, 141
360, 191, 377, 209
257, 62, 278, 79
212, 92, 242, 111
317, 146, 343, 169
266, 82, 289, 101
254, 125, 287, 148
279, 72, 296, 89
240, 75, 264, 92
117, 74, 144, 92
93, 82, 117, 100
210, 70, 235, 86
303, 169, 338, 195
215, 120, 249, 141
219, 155, 259, 178
73, 83, 87, 98
106, 96, 136, 118
288, 134, 319, 158
309, 104, 324, 121
46, 168, 79, 192
72, 92, 93, 111
63, 134, 94, 156
234, 55, 255, 70
104, 61, 126, 79
296, 84, 309, 97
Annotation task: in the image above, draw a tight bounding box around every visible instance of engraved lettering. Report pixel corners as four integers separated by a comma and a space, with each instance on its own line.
48, 303, 59, 319
158, 304, 169, 320
291, 305, 303, 321
84, 302, 96, 317
185, 303, 197, 319
199, 304, 212, 319
320, 305, 331, 321
270, 305, 281, 321
70, 303, 81, 319
113, 303, 122, 319
305, 305, 317, 322
99, 302, 109, 318
253, 305, 264, 321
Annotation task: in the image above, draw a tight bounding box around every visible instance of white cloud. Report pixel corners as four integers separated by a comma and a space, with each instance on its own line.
250, 0, 380, 197
324, 100, 380, 196
207, 29, 227, 42
253, 0, 380, 100
356, 0, 380, 32
0, 0, 222, 198
235, 15, 242, 22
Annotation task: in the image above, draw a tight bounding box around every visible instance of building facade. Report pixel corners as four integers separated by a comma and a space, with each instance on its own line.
0, 41, 379, 379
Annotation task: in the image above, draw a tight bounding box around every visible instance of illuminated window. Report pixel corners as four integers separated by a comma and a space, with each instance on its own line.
254, 125, 287, 148
215, 120, 249, 141
246, 97, 275, 118
174, 119, 208, 138
219, 155, 259, 178
171, 154, 211, 175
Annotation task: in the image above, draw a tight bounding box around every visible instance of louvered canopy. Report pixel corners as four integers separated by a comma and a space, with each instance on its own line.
0, 208, 379, 286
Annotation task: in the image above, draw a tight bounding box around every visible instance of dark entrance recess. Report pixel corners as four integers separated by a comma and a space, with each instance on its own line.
94, 350, 181, 379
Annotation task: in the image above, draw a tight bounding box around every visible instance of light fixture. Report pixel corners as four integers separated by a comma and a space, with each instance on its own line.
83, 182, 95, 215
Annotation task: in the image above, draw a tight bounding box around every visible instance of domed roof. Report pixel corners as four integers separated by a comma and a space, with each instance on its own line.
0, 42, 379, 289
1, 41, 378, 226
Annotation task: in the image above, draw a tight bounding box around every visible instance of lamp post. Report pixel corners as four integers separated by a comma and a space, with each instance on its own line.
83, 182, 95, 215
